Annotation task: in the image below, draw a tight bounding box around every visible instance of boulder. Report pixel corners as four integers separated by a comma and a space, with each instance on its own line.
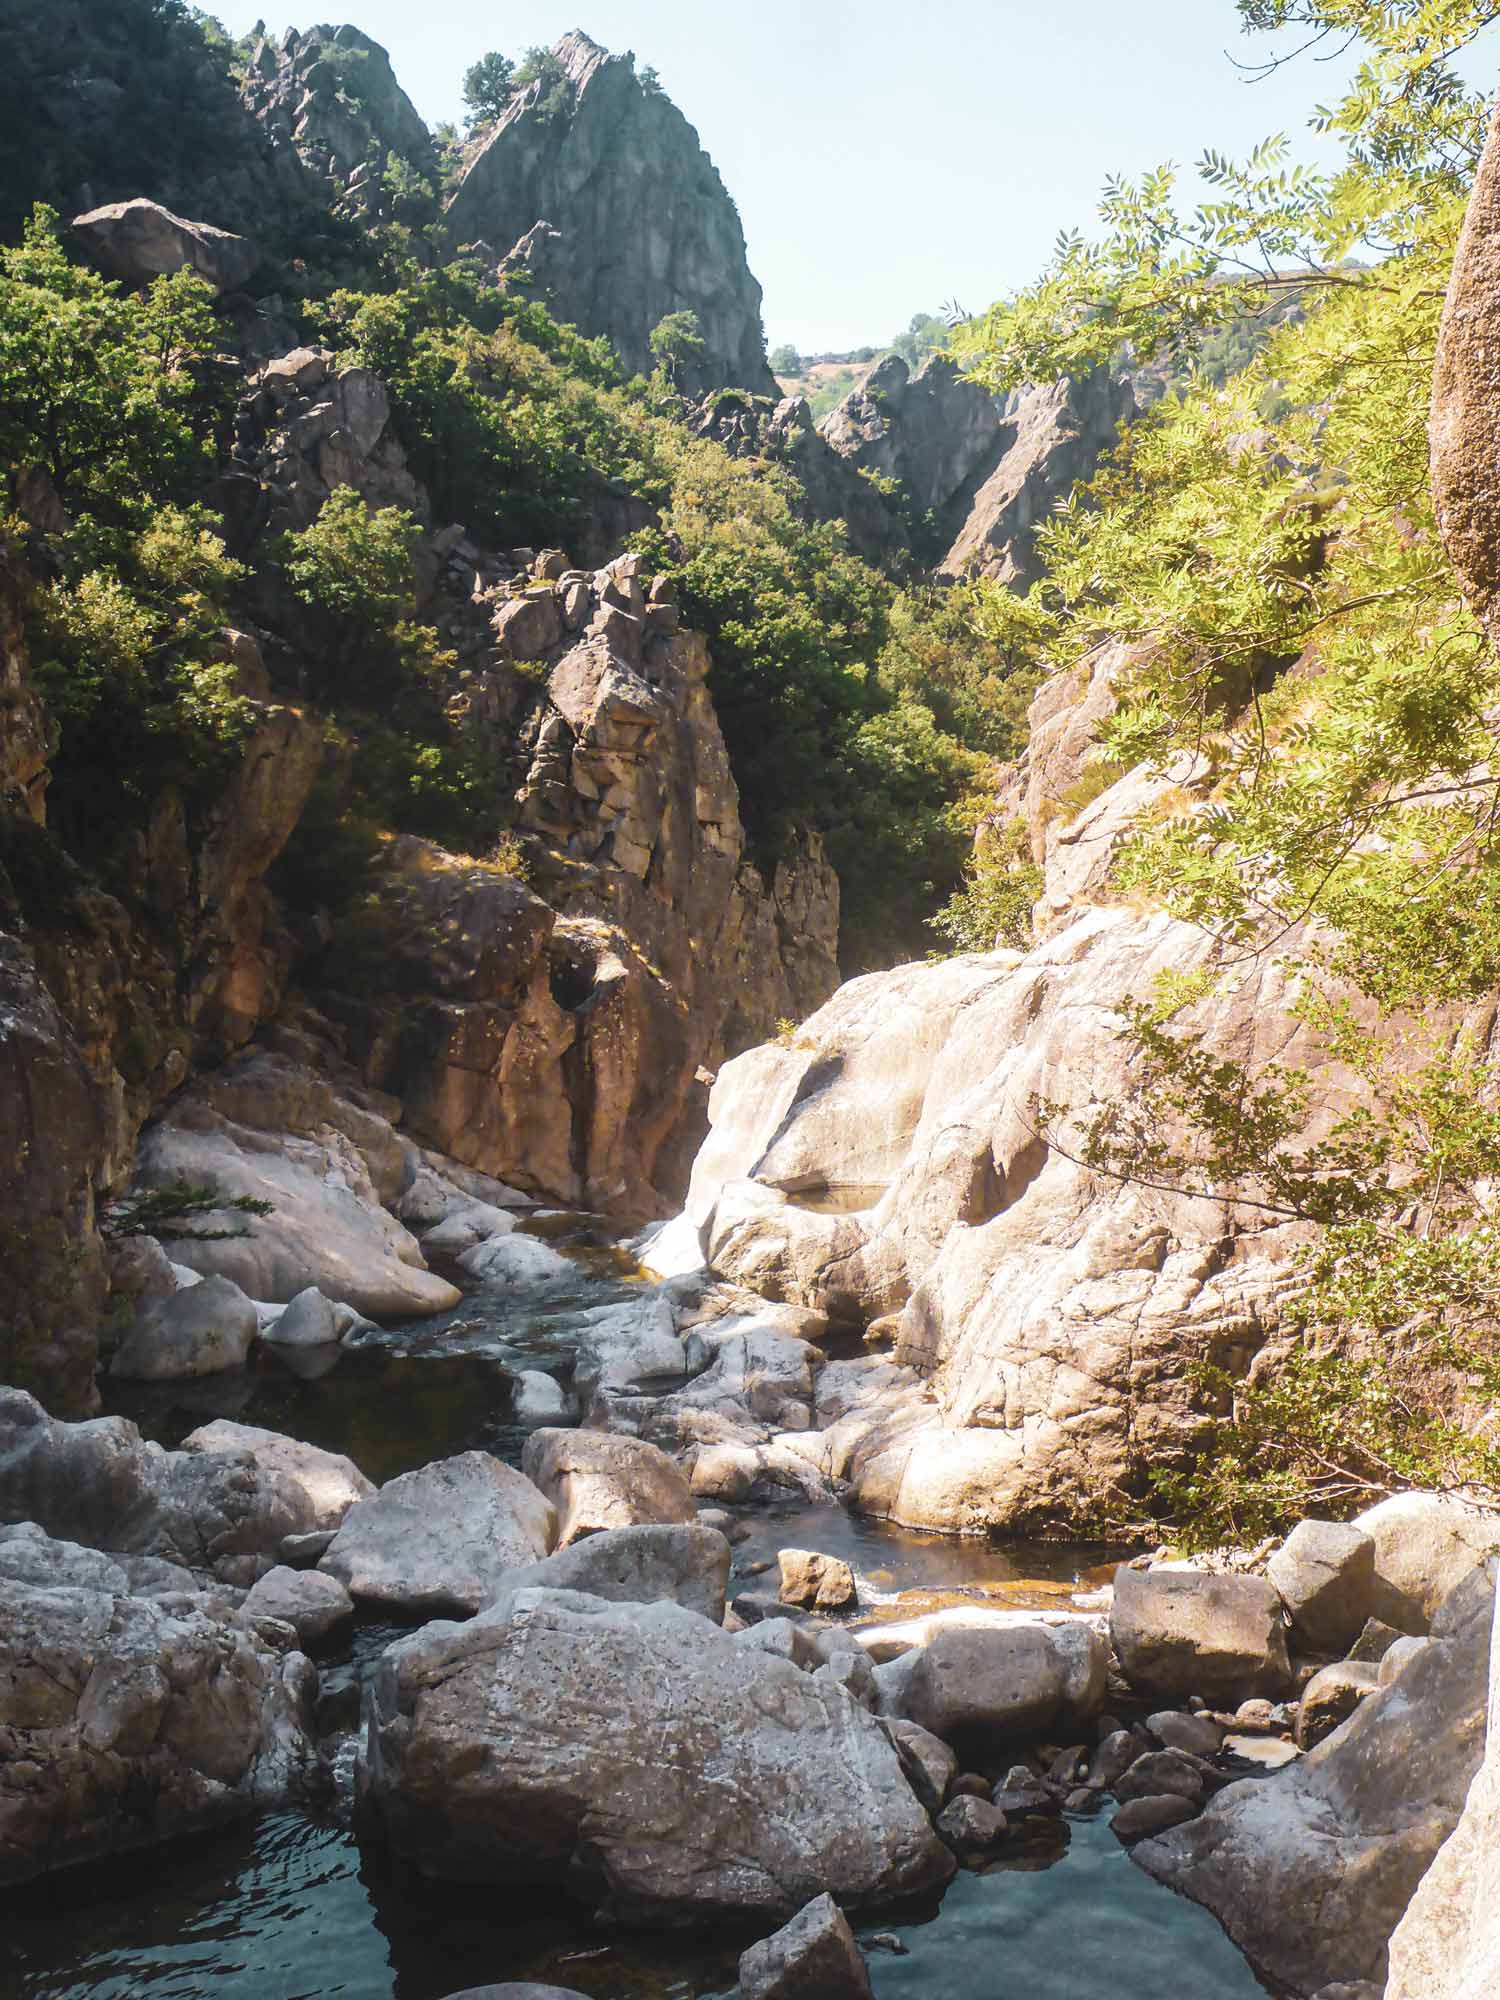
264, 1287, 348, 1348
1110, 1566, 1292, 1703
1269, 1520, 1377, 1655
511, 1371, 570, 1421
0, 1389, 311, 1586
739, 1893, 875, 2000
320, 1453, 556, 1616
520, 1427, 695, 1547
1353, 1494, 1500, 1632
571, 1296, 684, 1400
0, 1525, 318, 1884
884, 1718, 958, 1810
778, 1548, 857, 1611
242, 1566, 353, 1649
362, 1588, 954, 1921
902, 1624, 1067, 1746
110, 1274, 259, 1380
457, 1233, 575, 1288
935, 1794, 1008, 1852
1296, 1661, 1382, 1751
71, 197, 258, 294
1149, 1710, 1224, 1758
1113, 1795, 1199, 1844
1380, 1635, 1433, 1686
1113, 1748, 1208, 1806
1134, 1563, 1497, 1995
180, 1420, 374, 1531
1385, 1580, 1500, 2000
498, 1523, 732, 1624
439, 1990, 589, 2000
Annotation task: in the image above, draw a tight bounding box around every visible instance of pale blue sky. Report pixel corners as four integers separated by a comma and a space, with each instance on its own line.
211, 1, 1499, 353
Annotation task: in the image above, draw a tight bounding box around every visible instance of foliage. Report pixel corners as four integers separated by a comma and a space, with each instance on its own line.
769, 342, 803, 376
649, 309, 708, 386
514, 46, 574, 119
103, 1177, 273, 1242
462, 49, 515, 128
930, 826, 1042, 952
890, 311, 948, 372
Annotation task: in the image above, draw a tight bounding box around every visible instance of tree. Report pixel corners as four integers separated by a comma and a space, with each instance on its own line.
462, 50, 515, 130
513, 46, 573, 118
769, 342, 803, 376
649, 309, 708, 387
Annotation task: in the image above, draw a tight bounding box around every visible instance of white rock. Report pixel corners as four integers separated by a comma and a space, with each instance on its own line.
110, 1274, 259, 1380
458, 1233, 574, 1287
180, 1419, 375, 1531
1354, 1494, 1500, 1632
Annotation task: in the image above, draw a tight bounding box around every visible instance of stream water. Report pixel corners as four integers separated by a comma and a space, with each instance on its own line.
0, 1219, 1276, 2000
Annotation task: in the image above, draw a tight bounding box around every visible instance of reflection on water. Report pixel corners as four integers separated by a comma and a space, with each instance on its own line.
0, 1808, 1274, 2000
57, 1217, 1275, 2000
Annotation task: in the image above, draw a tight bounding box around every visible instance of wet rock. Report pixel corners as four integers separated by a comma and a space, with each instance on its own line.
1133, 1564, 1497, 1995
739, 1893, 875, 2000
1113, 1749, 1208, 1806
456, 1233, 575, 1288
500, 1523, 732, 1625
902, 1623, 1067, 1746
884, 1718, 957, 1810
0, 1526, 318, 1884
1113, 1795, 1199, 1844
521, 1427, 695, 1547
1353, 1494, 1500, 1632
1091, 1729, 1145, 1790
181, 1420, 374, 1532
71, 197, 257, 294
512, 1371, 570, 1421
320, 1452, 555, 1617
242, 1566, 353, 1650
1110, 1566, 1292, 1703
1268, 1520, 1377, 1655
1296, 1661, 1382, 1751
935, 1795, 1009, 1854
110, 1274, 259, 1380
779, 1548, 857, 1611
571, 1296, 684, 1400
362, 1588, 954, 1921
440, 1988, 591, 1999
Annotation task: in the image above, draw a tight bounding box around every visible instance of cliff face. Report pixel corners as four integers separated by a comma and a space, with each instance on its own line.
443, 33, 776, 393
818, 354, 1134, 582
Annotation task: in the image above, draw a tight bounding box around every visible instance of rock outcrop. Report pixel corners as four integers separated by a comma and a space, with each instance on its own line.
361, 1586, 953, 1920
1134, 1562, 1496, 1996
0, 1522, 320, 1884
70, 197, 258, 294
817, 354, 1134, 581
443, 33, 776, 393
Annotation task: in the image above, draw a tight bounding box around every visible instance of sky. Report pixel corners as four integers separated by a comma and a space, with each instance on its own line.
209, 0, 1499, 355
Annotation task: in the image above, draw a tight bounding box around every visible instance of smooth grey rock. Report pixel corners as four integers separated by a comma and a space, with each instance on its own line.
520, 1427, 695, 1547
511, 1371, 569, 1421
1149, 1709, 1224, 1758
1111, 1565, 1292, 1703
1379, 1635, 1433, 1687
181, 1421, 374, 1532
935, 1794, 1008, 1852
1114, 1749, 1208, 1806
0, 1525, 317, 1884
739, 1893, 875, 2000
884, 1718, 957, 1810
1113, 1794, 1198, 1844
1354, 1494, 1500, 1632
111, 1274, 259, 1380
1269, 1519, 1377, 1655
1134, 1563, 1497, 1995
498, 1523, 732, 1625
362, 1588, 954, 1921
320, 1452, 555, 1616
264, 1286, 344, 1348
902, 1624, 1067, 1745
242, 1566, 352, 1649
72, 197, 257, 293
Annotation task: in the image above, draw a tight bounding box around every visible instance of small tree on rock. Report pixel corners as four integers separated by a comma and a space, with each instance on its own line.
462, 51, 515, 130
650, 310, 708, 389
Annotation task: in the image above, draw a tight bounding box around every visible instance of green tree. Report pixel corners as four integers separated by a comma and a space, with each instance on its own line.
513, 46, 573, 118
649, 309, 708, 387
462, 50, 515, 129
769, 342, 803, 376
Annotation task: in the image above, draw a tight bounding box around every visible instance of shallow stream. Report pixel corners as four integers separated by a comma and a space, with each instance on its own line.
0, 1220, 1275, 2000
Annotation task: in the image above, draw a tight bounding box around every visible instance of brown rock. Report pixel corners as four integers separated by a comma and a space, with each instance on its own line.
778, 1548, 857, 1611
520, 1427, 696, 1547
739, 1894, 875, 2000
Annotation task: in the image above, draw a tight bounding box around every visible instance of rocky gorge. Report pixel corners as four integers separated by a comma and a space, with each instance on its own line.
2, 6, 1500, 2000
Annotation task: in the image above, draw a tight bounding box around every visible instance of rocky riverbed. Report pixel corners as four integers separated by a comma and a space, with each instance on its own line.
1, 1200, 1496, 2000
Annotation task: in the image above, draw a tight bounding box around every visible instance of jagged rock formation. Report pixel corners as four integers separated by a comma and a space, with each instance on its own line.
818, 354, 1134, 581
71, 196, 258, 294
443, 33, 776, 393
239, 24, 439, 228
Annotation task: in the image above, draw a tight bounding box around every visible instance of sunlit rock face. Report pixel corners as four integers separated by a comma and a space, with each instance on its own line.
443, 33, 776, 395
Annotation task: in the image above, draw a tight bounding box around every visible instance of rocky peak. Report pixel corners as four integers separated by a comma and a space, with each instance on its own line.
443, 33, 776, 393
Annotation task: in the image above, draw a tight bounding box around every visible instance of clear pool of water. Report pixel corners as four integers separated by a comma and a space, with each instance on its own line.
20, 1219, 1278, 2000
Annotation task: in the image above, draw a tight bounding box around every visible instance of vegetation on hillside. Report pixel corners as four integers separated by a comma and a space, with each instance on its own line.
951, 0, 1500, 1540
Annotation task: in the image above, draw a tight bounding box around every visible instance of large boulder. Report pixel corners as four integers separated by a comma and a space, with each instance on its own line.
1353, 1494, 1500, 1633
498, 1522, 732, 1624
109, 1274, 260, 1381
900, 1623, 1070, 1746
0, 1388, 312, 1587
241, 1566, 353, 1650
1385, 1580, 1500, 2000
1110, 1566, 1292, 1703
362, 1588, 954, 1921
71, 197, 258, 294
320, 1453, 555, 1616
180, 1420, 374, 1532
1134, 1562, 1496, 1995
520, 1427, 695, 1546
0, 1524, 318, 1884
739, 1892, 875, 2000
1269, 1520, 1378, 1656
